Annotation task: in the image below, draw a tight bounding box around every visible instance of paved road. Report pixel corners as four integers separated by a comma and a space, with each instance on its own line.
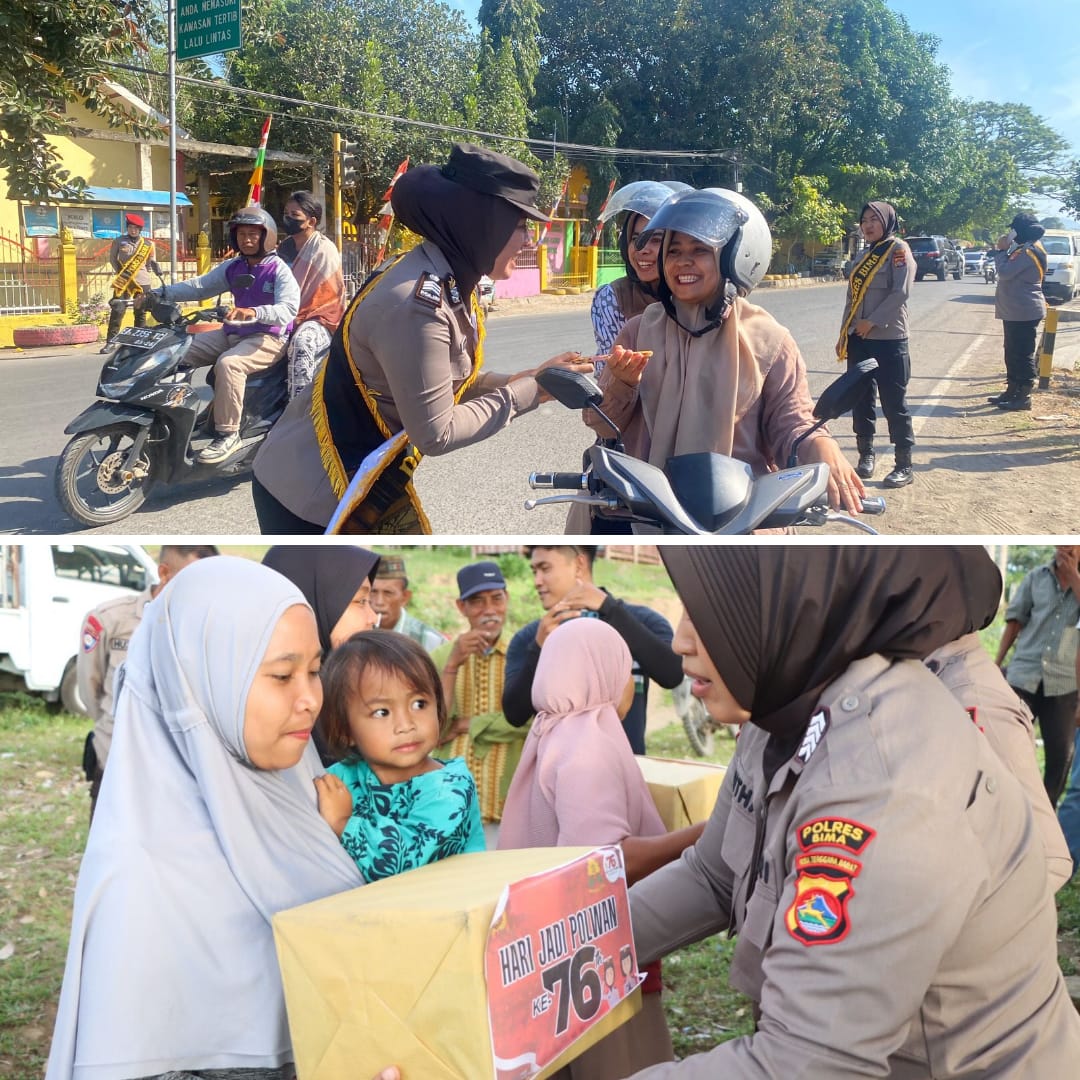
0, 275, 1011, 535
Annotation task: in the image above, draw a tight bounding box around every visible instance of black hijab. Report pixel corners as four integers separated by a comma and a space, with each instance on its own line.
661, 545, 1002, 745
862, 200, 899, 239
262, 545, 381, 653
391, 165, 522, 299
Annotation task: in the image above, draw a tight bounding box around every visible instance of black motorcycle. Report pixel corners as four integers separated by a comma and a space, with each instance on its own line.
55, 286, 290, 527
525, 360, 886, 535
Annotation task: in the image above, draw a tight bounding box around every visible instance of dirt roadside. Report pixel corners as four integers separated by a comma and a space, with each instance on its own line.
492, 290, 1080, 537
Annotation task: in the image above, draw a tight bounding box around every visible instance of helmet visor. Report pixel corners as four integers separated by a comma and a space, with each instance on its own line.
599, 181, 680, 223
637, 190, 748, 249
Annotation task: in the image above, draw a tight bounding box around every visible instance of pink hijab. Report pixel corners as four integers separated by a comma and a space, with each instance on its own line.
498, 619, 667, 849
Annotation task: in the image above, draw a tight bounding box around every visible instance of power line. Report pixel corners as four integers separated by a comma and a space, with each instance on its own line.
102, 60, 737, 164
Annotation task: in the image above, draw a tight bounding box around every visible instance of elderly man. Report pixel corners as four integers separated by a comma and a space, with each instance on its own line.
370, 554, 447, 652
433, 561, 522, 843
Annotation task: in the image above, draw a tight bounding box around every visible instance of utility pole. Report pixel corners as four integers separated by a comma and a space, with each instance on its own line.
332, 132, 343, 253
167, 0, 178, 278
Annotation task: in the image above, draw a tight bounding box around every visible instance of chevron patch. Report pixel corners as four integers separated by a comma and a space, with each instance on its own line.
796, 709, 829, 763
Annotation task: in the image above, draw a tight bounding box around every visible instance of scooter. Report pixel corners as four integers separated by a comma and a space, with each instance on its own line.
55, 283, 291, 527
525, 360, 886, 535
983, 255, 997, 285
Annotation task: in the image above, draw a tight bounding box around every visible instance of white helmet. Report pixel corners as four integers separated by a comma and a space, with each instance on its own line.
598, 180, 678, 224
640, 187, 772, 294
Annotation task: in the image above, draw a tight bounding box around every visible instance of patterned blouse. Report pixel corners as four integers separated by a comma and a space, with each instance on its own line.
327, 756, 485, 880
590, 283, 624, 354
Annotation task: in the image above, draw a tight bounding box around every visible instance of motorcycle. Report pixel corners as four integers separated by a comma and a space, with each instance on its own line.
55, 282, 292, 527
673, 675, 737, 757
525, 359, 886, 535
983, 255, 997, 285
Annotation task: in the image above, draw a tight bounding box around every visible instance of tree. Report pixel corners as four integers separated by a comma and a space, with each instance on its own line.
764, 175, 846, 265
1, 0, 163, 200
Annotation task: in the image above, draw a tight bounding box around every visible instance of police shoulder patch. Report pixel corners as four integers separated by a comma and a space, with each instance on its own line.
445, 277, 463, 307
414, 272, 443, 308
797, 816, 876, 854
785, 862, 857, 946
892, 249, 907, 267
796, 709, 828, 763
82, 614, 103, 653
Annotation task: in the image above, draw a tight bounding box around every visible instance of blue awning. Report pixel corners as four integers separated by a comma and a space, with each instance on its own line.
77, 186, 193, 208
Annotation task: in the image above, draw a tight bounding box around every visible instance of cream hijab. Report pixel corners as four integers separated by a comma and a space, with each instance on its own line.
634, 236, 787, 466
46, 557, 362, 1080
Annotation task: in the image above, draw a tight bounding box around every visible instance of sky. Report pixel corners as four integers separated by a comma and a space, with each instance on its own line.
447, 0, 1080, 221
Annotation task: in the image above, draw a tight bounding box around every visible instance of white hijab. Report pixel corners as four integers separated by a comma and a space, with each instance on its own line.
46, 556, 363, 1080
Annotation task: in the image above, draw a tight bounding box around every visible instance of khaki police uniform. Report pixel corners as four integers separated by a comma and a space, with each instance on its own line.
628, 654, 1080, 1077
927, 632, 1073, 892
77, 588, 153, 767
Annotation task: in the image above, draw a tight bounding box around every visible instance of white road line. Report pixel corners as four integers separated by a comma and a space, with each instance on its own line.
911, 334, 988, 437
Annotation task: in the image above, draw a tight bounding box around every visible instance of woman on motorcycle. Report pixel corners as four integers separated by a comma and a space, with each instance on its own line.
580, 188, 865, 530
252, 143, 592, 534
277, 191, 346, 399
590, 180, 689, 354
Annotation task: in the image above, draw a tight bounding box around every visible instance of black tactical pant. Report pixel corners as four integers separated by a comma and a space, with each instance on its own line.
846, 334, 915, 450
1002, 318, 1041, 386
105, 296, 147, 342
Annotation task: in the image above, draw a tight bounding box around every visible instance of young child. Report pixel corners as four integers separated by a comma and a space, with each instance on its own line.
314, 631, 485, 881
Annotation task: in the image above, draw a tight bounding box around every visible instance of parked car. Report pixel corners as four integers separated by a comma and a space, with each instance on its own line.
1040, 230, 1080, 302
906, 235, 964, 281
963, 249, 986, 274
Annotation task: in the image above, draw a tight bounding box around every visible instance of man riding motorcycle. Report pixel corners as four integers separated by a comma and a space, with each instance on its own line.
139, 206, 299, 463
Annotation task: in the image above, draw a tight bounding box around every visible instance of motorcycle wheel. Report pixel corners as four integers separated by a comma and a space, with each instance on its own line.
681, 692, 716, 757
55, 423, 154, 527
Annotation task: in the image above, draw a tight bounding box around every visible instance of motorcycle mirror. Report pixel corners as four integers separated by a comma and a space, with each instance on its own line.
536, 367, 603, 408
232, 273, 256, 289
813, 357, 879, 421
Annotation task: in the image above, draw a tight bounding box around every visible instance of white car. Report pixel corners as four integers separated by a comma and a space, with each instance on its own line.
963, 249, 986, 274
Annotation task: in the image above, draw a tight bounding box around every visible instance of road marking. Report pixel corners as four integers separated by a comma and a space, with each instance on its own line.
911, 335, 987, 437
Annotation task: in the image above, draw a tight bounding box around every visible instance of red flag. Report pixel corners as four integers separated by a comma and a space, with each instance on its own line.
246, 116, 273, 206
375, 158, 410, 262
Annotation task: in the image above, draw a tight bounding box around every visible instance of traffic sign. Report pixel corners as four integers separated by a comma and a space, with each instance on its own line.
176, 0, 242, 61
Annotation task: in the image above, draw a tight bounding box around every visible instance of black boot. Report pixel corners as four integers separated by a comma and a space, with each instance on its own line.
987, 382, 1017, 405
883, 448, 913, 488
101, 298, 124, 353
998, 382, 1033, 411
855, 438, 876, 480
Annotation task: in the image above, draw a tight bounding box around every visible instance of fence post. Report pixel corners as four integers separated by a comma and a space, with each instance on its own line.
584, 244, 598, 290
1038, 307, 1059, 389
538, 243, 548, 292
58, 227, 78, 316
196, 230, 212, 307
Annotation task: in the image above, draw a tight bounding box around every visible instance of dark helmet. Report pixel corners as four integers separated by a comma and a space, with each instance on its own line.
228, 205, 278, 255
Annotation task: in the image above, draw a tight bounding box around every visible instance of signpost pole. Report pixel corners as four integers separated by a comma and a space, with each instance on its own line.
168, 0, 178, 279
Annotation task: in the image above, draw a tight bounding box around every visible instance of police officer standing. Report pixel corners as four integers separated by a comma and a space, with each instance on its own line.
102, 213, 162, 354
77, 544, 217, 820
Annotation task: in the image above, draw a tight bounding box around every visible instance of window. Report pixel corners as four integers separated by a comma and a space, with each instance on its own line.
51, 545, 148, 591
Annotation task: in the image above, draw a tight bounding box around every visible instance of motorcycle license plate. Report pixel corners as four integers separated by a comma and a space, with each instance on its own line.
112, 326, 172, 349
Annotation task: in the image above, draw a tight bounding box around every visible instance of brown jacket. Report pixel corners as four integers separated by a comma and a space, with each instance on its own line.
253, 241, 542, 525
628, 655, 1080, 1077
76, 588, 153, 766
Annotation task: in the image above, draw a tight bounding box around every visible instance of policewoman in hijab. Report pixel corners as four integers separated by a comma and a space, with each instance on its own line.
262, 544, 381, 766
625, 546, 1080, 1078
252, 143, 594, 535
580, 188, 865, 533
45, 557, 363, 1080
590, 180, 690, 354
834, 201, 916, 488
987, 211, 1048, 413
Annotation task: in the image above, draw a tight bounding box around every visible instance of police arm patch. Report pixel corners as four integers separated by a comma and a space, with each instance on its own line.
785, 863, 857, 946
797, 816, 876, 854
414, 272, 443, 308
82, 615, 103, 653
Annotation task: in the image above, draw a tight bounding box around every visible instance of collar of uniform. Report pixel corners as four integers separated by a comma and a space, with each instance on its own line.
419, 239, 454, 283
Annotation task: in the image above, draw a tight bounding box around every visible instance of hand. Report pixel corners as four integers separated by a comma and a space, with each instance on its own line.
605, 343, 652, 387
996, 234, 1011, 251
445, 716, 471, 740
531, 352, 596, 401
450, 628, 496, 665
558, 579, 606, 613
801, 437, 866, 514
853, 319, 875, 338
372, 1070, 400, 1080
225, 306, 258, 322
313, 773, 353, 837
133, 290, 156, 311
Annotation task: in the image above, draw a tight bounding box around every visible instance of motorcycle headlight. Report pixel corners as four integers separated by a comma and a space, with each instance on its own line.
98, 348, 173, 399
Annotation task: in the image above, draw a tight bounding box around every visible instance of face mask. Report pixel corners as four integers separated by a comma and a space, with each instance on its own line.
282, 217, 306, 235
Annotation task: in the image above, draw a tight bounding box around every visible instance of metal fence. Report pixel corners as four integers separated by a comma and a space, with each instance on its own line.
0, 229, 61, 314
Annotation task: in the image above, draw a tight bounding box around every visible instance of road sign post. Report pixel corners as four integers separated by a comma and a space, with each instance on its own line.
177, 0, 242, 61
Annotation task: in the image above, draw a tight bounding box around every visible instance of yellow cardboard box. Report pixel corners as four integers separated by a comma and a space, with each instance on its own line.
273, 847, 641, 1080
636, 755, 727, 831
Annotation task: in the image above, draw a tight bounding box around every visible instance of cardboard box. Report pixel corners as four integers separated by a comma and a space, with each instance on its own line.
636, 755, 728, 831
273, 847, 642, 1080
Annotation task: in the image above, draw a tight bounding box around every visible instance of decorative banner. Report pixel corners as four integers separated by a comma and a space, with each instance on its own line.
536, 176, 570, 247
22, 205, 59, 237
247, 116, 272, 207
92, 208, 123, 238
375, 157, 410, 263
486, 846, 643, 1079
59, 207, 93, 239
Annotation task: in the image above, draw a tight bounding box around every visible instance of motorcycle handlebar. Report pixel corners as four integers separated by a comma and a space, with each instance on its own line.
529, 471, 587, 490
859, 496, 886, 515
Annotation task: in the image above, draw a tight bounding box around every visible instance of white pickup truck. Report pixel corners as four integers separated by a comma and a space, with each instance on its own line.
0, 543, 157, 713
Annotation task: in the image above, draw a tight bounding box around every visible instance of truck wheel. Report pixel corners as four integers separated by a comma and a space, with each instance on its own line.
937, 268, 947, 281
915, 271, 924, 282
55, 424, 153, 527
59, 659, 85, 715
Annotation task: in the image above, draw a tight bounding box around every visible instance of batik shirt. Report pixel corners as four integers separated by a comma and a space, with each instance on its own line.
327, 756, 484, 880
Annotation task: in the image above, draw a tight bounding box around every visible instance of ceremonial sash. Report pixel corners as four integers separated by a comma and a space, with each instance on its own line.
836, 239, 899, 362
314, 260, 486, 534
110, 238, 154, 299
